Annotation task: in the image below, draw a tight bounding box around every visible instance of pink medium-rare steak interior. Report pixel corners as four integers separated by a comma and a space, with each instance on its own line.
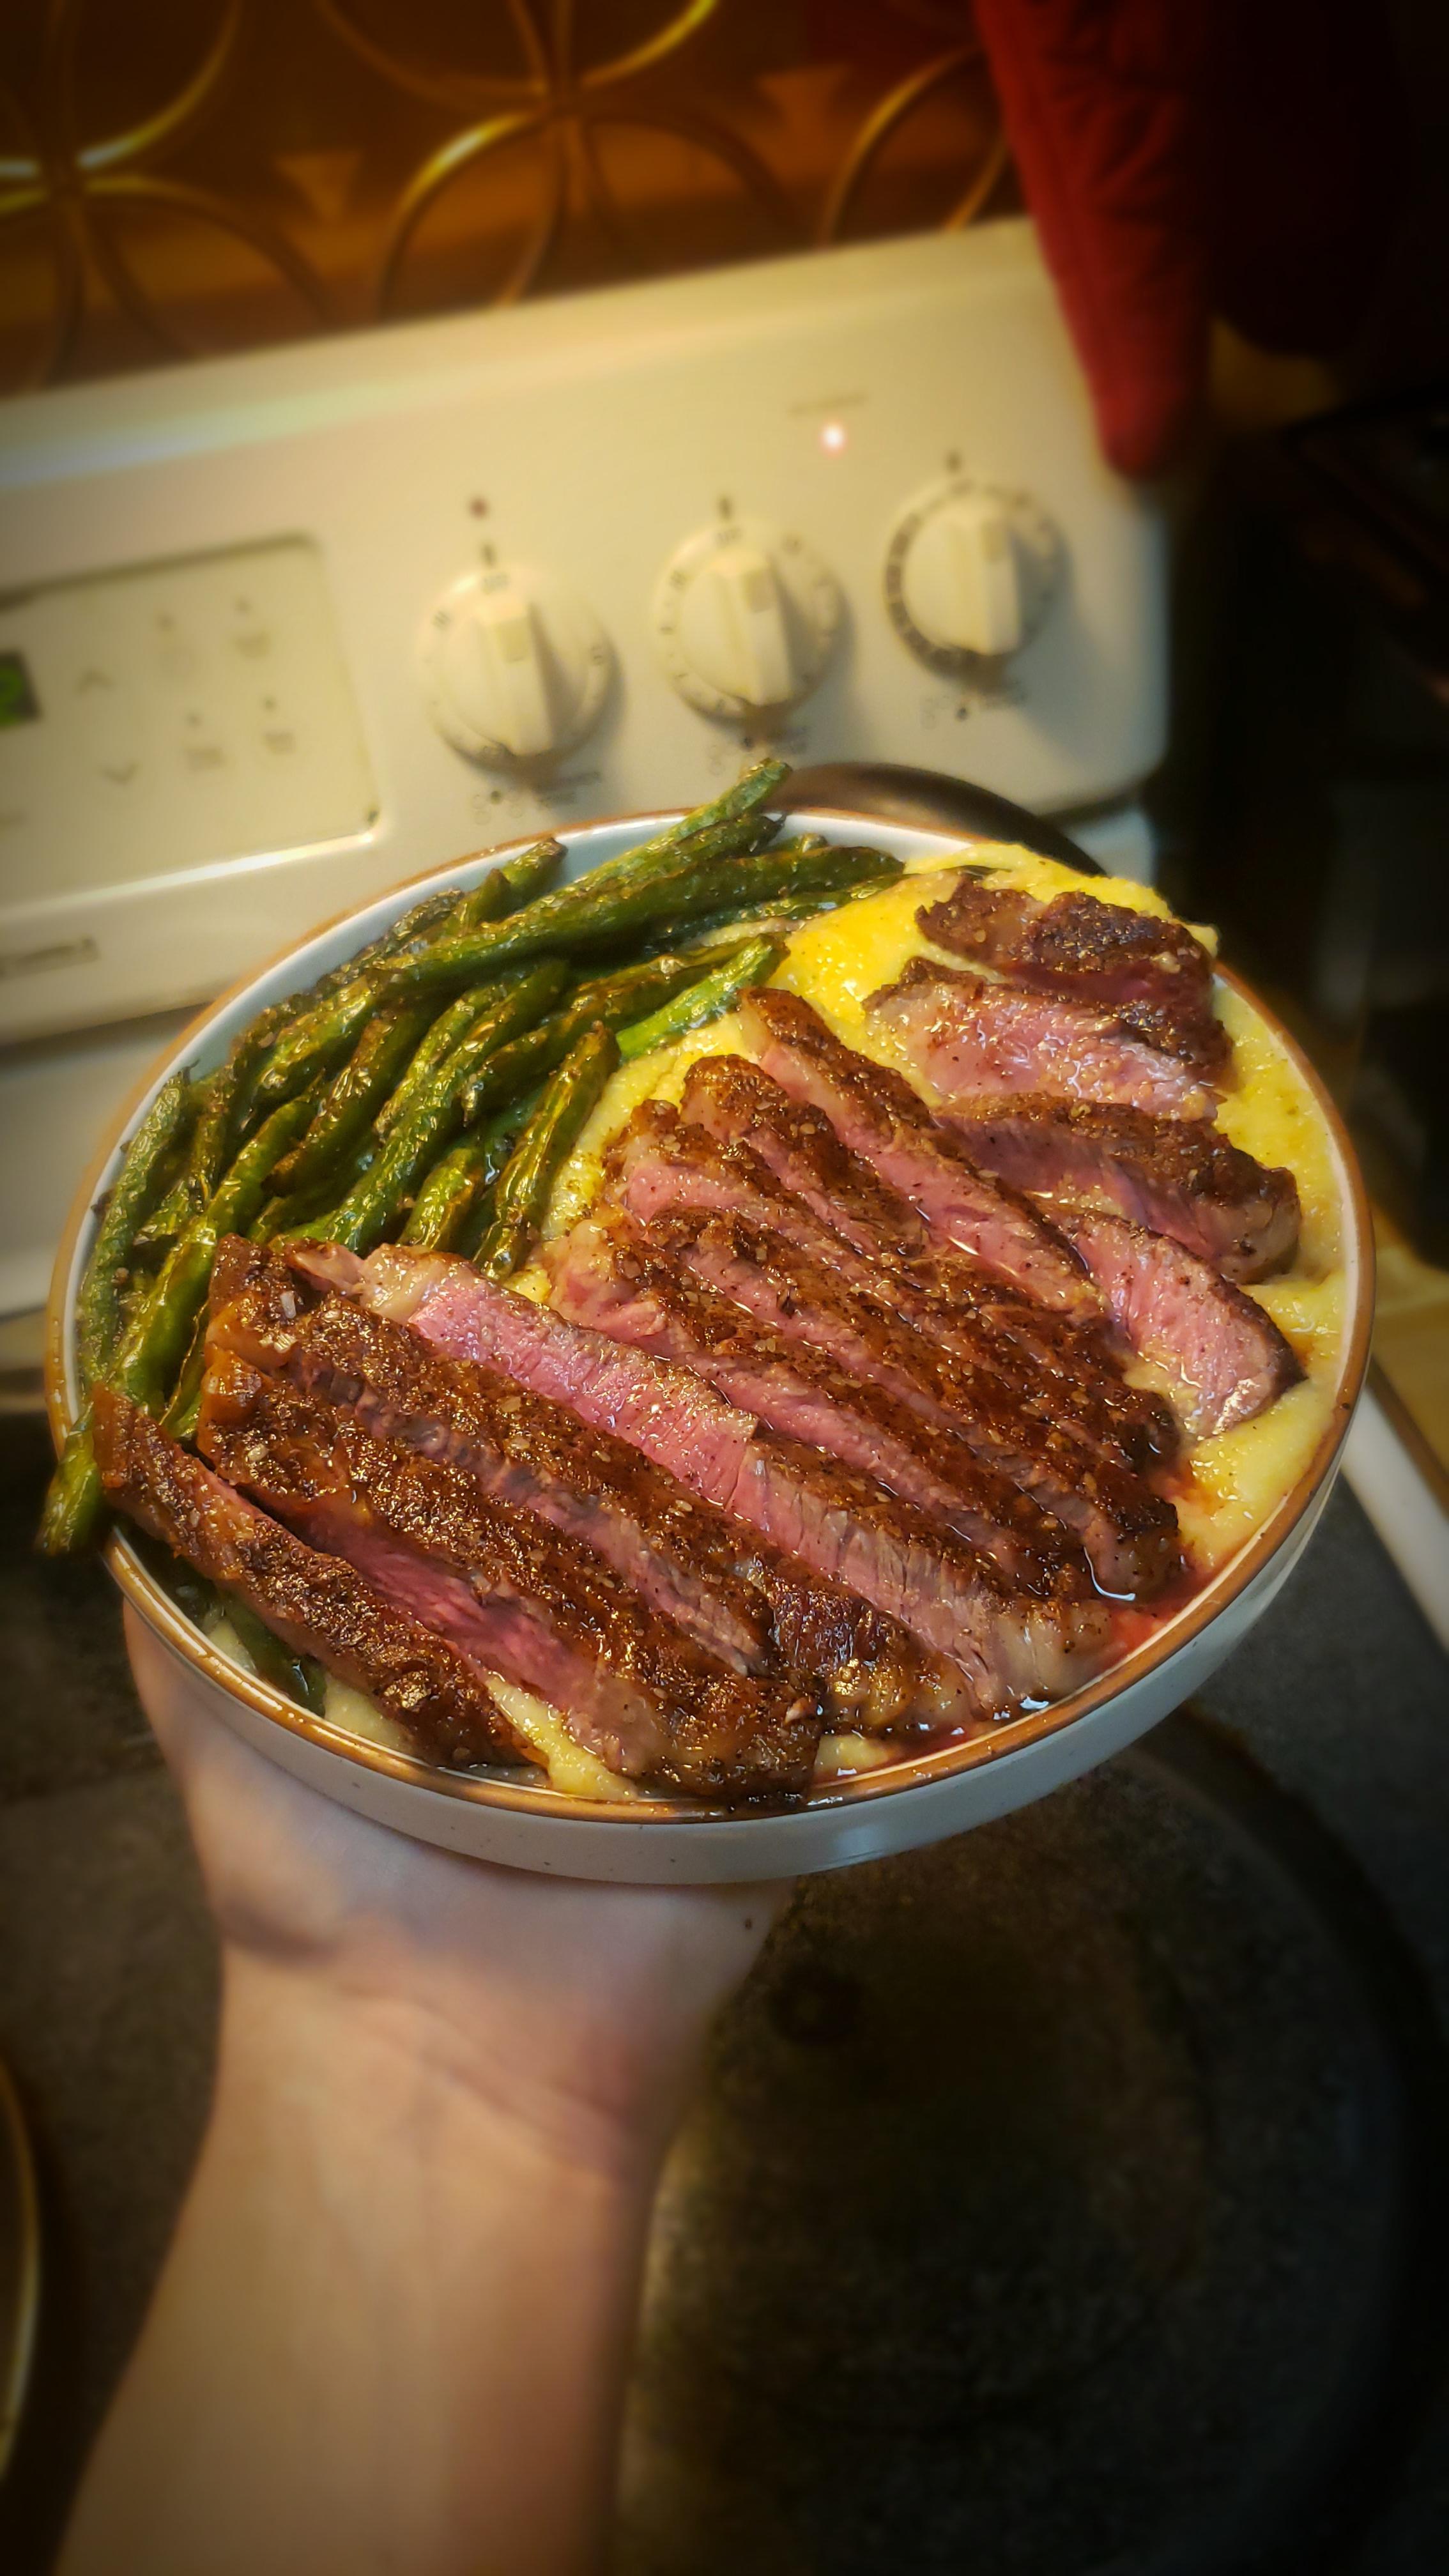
330, 1242, 1112, 1714
197, 1352, 825, 1801
635, 1201, 1181, 1601
92, 1383, 517, 1767
868, 956, 1221, 1121
225, 1244, 968, 1738
736, 987, 1100, 1316
916, 875, 1229, 1080
1059, 1215, 1305, 1439
946, 1094, 1300, 1283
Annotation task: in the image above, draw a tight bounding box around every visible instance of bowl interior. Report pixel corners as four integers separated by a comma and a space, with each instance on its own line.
48, 811, 1375, 1831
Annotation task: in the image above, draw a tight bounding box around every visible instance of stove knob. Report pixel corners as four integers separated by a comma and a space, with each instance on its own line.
885, 476, 1063, 669
652, 516, 841, 719
420, 565, 611, 763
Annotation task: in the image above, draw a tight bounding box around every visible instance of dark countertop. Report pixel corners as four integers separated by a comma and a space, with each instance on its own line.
1, 1409, 1446, 2572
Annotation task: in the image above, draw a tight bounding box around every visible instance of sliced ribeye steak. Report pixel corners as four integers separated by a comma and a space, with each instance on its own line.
641, 1202, 1182, 1602
868, 956, 1221, 1121
916, 875, 1228, 1079
303, 1243, 1113, 1715
947, 1094, 1300, 1282
198, 1354, 824, 1804
212, 1241, 954, 1737
1060, 1214, 1305, 1439
736, 988, 1098, 1316
92, 1385, 516, 1767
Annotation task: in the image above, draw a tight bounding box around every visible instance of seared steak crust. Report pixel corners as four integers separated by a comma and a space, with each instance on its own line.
737, 988, 1099, 1315
610, 1099, 1173, 1473
1061, 1213, 1305, 1438
917, 877, 1229, 1078
321, 1243, 1113, 1714
680, 1057, 1176, 1469
549, 1211, 1091, 1597
215, 1245, 951, 1735
645, 1202, 1182, 1601
91, 1384, 514, 1767
869, 955, 1220, 1121
199, 1356, 824, 1803
948, 1094, 1300, 1282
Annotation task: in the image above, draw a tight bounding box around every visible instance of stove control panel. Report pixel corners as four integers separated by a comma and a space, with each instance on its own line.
419, 562, 612, 763
651, 516, 841, 720
0, 220, 1165, 1049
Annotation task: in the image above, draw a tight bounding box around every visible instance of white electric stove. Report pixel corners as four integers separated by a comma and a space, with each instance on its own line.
0, 215, 1167, 1330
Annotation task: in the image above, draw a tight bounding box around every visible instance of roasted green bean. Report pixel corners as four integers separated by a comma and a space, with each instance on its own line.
224, 1600, 328, 1715
40, 1089, 315, 1555
615, 934, 787, 1061
268, 1002, 434, 1196
374, 984, 504, 1141
454, 953, 710, 1127
74, 1068, 195, 1391
325, 962, 567, 1254
476, 1025, 618, 1281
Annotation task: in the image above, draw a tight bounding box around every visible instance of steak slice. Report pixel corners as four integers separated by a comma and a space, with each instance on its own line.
610, 1098, 1174, 1475
91, 1385, 515, 1768
868, 955, 1220, 1120
681, 1055, 1177, 1471
947, 1094, 1300, 1283
917, 876, 1229, 1078
210, 1243, 951, 1736
198, 1356, 824, 1804
737, 988, 1099, 1317
645, 1204, 1182, 1601
548, 1212, 1091, 1597
304, 1243, 1112, 1712
1060, 1214, 1305, 1438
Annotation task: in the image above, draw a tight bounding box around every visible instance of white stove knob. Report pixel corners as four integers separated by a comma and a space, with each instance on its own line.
652, 516, 841, 720
885, 475, 1063, 670
420, 565, 611, 763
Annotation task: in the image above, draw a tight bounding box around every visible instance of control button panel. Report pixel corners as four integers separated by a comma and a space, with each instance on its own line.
0, 537, 378, 910
652, 516, 841, 719
419, 564, 612, 764
884, 474, 1063, 671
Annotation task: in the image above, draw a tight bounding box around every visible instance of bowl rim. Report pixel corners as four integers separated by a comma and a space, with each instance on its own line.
45, 807, 1376, 1830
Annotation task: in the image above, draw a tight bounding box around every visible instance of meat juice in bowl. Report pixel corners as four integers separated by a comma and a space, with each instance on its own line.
45, 785, 1370, 1883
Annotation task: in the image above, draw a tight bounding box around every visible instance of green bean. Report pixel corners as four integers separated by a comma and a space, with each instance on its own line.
325, 962, 567, 1254
374, 985, 503, 1141
454, 954, 712, 1128
376, 774, 791, 1004
453, 1094, 540, 1261
132, 1070, 227, 1259
402, 1135, 496, 1252
495, 838, 564, 911
306, 887, 465, 1009
655, 861, 900, 959
160, 1307, 210, 1444
252, 1138, 377, 1244
74, 1068, 195, 1392
268, 1003, 434, 1196
476, 1025, 618, 1281
224, 1601, 328, 1716
252, 866, 529, 1110
40, 1091, 315, 1555
616, 935, 787, 1061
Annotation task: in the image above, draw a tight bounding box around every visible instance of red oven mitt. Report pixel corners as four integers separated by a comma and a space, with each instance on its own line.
972, 0, 1404, 477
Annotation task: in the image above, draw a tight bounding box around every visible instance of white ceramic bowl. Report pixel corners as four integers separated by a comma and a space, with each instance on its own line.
47, 812, 1374, 1883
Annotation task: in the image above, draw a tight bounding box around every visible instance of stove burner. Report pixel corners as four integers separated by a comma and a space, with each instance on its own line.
615, 1715, 1449, 2575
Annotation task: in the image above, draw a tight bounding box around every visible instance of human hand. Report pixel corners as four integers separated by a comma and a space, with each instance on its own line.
127, 1607, 788, 2174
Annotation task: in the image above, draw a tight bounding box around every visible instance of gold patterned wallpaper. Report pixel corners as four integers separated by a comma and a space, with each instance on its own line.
0, 0, 1012, 396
